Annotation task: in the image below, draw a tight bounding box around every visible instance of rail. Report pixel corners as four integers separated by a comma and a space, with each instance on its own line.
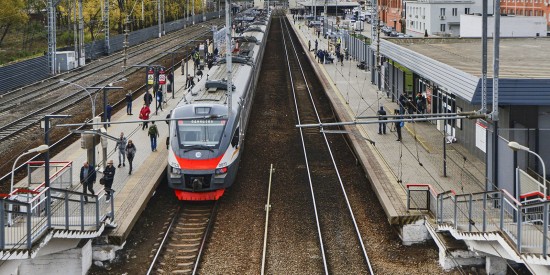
192, 202, 218, 275
261, 164, 274, 275
406, 184, 550, 256
283, 17, 374, 274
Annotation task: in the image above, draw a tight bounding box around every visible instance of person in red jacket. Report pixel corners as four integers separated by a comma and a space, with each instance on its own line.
139, 104, 151, 130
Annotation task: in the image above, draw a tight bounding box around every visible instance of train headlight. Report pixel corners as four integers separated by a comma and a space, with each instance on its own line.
215, 167, 228, 175
170, 167, 183, 178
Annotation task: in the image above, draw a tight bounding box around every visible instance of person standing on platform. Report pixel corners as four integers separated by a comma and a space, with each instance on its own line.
115, 132, 127, 168
105, 103, 112, 127
139, 104, 151, 130
126, 140, 136, 175
79, 161, 96, 202
398, 94, 407, 114
156, 91, 164, 112
148, 121, 160, 151
394, 110, 403, 141
125, 92, 133, 115
314, 39, 318, 52
103, 160, 116, 203
143, 91, 153, 107
377, 106, 387, 134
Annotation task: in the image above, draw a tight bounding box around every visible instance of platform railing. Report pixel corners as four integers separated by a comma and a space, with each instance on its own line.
0, 160, 115, 252
406, 184, 550, 256
0, 187, 50, 250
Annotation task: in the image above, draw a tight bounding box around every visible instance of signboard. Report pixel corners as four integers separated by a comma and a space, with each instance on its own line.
476, 119, 487, 153
158, 67, 166, 85
147, 67, 155, 85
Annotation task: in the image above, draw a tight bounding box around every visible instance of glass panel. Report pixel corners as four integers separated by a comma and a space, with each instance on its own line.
177, 119, 227, 148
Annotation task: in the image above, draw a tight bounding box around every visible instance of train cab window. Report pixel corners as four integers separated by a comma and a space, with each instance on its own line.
231, 127, 240, 148
177, 119, 226, 148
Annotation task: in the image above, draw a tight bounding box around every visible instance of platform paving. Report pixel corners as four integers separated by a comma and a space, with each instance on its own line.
289, 16, 486, 224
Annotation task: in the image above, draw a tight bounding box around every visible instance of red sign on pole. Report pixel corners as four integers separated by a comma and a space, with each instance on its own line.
158, 67, 166, 85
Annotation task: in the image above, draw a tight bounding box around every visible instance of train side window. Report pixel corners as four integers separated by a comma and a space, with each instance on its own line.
231, 127, 240, 148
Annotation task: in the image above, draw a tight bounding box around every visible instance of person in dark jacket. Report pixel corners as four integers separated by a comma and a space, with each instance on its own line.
377, 106, 387, 134
126, 140, 136, 175
394, 110, 402, 141
125, 92, 133, 115
105, 103, 112, 127
143, 92, 153, 107
103, 160, 116, 202
156, 91, 164, 112
80, 161, 96, 202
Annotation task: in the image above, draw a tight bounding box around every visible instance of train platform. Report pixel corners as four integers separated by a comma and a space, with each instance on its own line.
9, 58, 200, 246
288, 16, 487, 225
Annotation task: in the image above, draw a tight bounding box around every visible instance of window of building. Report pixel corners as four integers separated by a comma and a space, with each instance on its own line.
452, 8, 458, 16
440, 24, 446, 32
440, 8, 446, 16
465, 8, 470, 14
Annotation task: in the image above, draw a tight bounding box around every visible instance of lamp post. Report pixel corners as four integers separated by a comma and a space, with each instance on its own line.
9, 145, 49, 226
60, 79, 124, 167
508, 141, 547, 200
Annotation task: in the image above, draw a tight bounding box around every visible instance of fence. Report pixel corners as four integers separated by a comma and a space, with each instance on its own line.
0, 11, 224, 94
0, 160, 113, 250
406, 184, 550, 256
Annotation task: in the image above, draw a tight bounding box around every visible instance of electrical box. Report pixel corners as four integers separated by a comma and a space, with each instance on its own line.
56, 51, 76, 72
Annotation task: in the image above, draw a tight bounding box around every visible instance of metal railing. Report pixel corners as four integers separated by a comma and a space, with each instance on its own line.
0, 160, 114, 251
406, 184, 550, 256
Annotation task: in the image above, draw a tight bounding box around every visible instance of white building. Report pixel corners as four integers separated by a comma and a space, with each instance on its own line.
405, 0, 493, 37
460, 14, 547, 37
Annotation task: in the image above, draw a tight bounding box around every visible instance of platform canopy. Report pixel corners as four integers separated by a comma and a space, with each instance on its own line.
296, 0, 360, 11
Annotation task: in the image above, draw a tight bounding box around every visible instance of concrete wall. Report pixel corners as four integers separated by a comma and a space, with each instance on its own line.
19, 239, 92, 275
460, 15, 547, 37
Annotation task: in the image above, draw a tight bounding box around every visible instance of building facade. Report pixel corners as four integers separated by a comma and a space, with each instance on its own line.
460, 14, 547, 37
500, 0, 550, 26
404, 0, 495, 37
379, 0, 406, 32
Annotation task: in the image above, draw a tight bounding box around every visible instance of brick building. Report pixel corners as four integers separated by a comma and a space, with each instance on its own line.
500, 0, 550, 26
379, 0, 406, 32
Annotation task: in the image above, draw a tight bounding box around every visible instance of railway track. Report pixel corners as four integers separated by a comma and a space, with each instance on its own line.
0, 19, 222, 186
280, 17, 374, 274
148, 202, 218, 274
0, 19, 224, 141
0, 19, 224, 142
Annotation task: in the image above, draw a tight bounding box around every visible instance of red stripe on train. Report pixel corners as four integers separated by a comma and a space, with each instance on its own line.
175, 155, 224, 170
174, 189, 225, 200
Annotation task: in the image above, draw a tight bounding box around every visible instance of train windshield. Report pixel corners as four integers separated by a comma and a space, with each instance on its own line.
176, 119, 227, 148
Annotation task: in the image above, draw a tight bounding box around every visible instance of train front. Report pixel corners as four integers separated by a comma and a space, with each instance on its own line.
167, 105, 238, 200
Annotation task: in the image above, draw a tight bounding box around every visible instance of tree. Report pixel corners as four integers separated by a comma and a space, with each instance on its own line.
0, 0, 29, 46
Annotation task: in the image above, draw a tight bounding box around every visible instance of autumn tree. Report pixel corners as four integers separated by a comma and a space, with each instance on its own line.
0, 0, 29, 47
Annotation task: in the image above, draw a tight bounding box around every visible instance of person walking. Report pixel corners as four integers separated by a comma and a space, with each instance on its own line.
394, 110, 403, 141
125, 92, 133, 115
148, 121, 160, 151
126, 140, 136, 175
377, 106, 387, 134
143, 91, 153, 107
79, 161, 96, 202
308, 40, 311, 51
115, 132, 127, 167
105, 103, 112, 127
156, 91, 164, 112
103, 160, 116, 203
139, 104, 151, 130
